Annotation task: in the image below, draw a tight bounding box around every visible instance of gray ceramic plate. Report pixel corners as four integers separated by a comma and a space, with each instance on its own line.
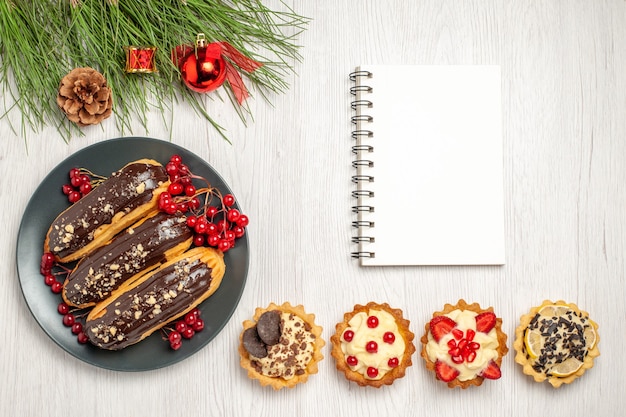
16, 137, 249, 371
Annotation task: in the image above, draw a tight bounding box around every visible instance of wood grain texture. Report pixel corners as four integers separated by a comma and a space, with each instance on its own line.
1, 1, 624, 416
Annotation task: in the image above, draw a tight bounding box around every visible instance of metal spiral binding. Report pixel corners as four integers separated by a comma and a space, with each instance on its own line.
350, 70, 375, 259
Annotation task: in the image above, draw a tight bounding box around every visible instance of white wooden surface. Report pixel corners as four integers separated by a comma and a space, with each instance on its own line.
1, 1, 624, 416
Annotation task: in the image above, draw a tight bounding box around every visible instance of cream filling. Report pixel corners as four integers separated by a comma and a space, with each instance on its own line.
425, 310, 499, 381
340, 309, 406, 380
250, 312, 315, 380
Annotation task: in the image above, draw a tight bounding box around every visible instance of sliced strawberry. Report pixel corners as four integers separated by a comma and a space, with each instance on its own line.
435, 360, 459, 382
479, 360, 502, 380
475, 312, 497, 333
429, 316, 457, 342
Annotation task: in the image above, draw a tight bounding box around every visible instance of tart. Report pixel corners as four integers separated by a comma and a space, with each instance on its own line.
420, 299, 508, 389
330, 302, 415, 387
238, 302, 324, 390
513, 300, 599, 388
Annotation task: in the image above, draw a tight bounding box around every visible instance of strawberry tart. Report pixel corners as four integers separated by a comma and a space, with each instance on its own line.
420, 299, 508, 388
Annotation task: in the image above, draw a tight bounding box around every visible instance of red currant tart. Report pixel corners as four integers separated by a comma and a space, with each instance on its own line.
420, 299, 508, 389
330, 302, 415, 388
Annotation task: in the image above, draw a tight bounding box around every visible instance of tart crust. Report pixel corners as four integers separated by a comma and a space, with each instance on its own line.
330, 302, 416, 388
420, 299, 508, 389
238, 302, 324, 390
513, 299, 600, 388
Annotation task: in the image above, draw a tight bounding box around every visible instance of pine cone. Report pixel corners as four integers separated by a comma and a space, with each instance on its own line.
57, 67, 113, 126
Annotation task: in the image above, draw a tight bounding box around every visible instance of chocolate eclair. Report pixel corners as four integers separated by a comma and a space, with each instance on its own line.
85, 246, 225, 350
62, 211, 194, 309
44, 159, 170, 263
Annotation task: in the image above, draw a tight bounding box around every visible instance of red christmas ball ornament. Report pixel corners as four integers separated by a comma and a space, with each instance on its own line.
180, 33, 227, 93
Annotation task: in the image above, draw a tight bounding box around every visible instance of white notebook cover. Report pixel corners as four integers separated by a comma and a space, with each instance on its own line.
351, 65, 505, 266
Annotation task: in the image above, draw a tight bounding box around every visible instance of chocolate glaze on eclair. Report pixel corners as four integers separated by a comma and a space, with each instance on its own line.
62, 211, 194, 309
44, 159, 169, 263
85, 246, 225, 350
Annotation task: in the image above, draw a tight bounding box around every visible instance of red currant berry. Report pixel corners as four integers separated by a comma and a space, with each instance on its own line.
226, 209, 240, 222
175, 321, 188, 334
184, 312, 197, 326
205, 222, 217, 236
218, 239, 231, 252
164, 202, 178, 215
388, 357, 399, 368
224, 230, 236, 241
343, 330, 354, 342
62, 314, 75, 327
51, 281, 63, 294
366, 341, 378, 353
168, 182, 184, 196
207, 235, 220, 247
169, 154, 183, 166
182, 327, 195, 339
41, 252, 55, 267
223, 194, 235, 207
70, 175, 83, 187
346, 355, 358, 366
57, 302, 70, 315
193, 234, 205, 246
217, 219, 230, 232
44, 274, 56, 286
236, 214, 249, 227
79, 182, 92, 195
367, 367, 379, 378
367, 315, 379, 328
186, 215, 197, 228
188, 197, 201, 210
185, 184, 196, 197
178, 164, 190, 175
194, 222, 208, 234
71, 322, 83, 335
165, 162, 179, 176
383, 331, 396, 344
68, 191, 81, 203
206, 206, 218, 218
168, 331, 182, 345
77, 332, 89, 344
192, 318, 204, 332
233, 225, 245, 238
176, 202, 189, 213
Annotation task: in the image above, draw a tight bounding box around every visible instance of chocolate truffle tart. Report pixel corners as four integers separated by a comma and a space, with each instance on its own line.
330, 302, 415, 388
513, 300, 599, 388
239, 302, 324, 390
421, 299, 508, 389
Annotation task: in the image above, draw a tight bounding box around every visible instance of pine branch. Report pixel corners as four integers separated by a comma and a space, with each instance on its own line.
0, 0, 309, 142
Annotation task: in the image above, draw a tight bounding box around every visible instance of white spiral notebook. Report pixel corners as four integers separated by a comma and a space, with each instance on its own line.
350, 65, 505, 266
